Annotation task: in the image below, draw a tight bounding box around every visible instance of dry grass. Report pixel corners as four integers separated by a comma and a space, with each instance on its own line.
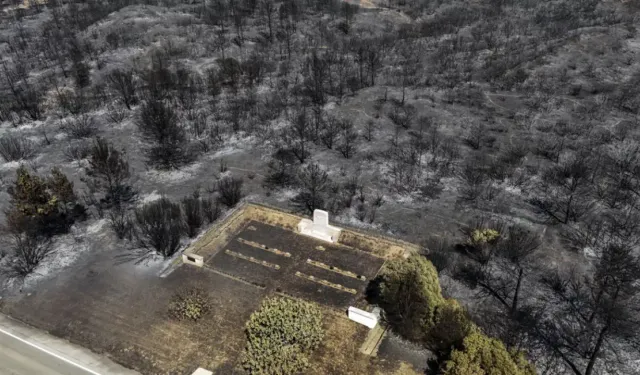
3, 265, 264, 375
243, 204, 301, 229
308, 311, 420, 375
309, 312, 378, 375
339, 229, 417, 259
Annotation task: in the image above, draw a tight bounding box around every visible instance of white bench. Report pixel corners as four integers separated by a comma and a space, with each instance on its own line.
348, 306, 379, 329
298, 209, 342, 243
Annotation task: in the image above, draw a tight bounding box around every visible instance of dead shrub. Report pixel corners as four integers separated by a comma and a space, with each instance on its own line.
0, 134, 37, 162
217, 176, 244, 207
133, 197, 184, 258
63, 141, 91, 162
61, 114, 99, 139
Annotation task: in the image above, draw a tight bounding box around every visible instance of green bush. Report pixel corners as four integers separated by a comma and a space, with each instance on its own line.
470, 228, 500, 245
425, 299, 473, 359
241, 297, 324, 375
443, 330, 536, 375
375, 254, 536, 374
7, 166, 84, 237
168, 288, 210, 321
378, 254, 445, 342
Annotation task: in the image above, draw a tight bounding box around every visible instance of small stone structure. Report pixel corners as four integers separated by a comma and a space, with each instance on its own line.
298, 209, 342, 243
182, 253, 204, 267
348, 306, 378, 329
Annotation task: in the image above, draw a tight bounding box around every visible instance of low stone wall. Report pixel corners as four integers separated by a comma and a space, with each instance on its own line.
183, 202, 420, 265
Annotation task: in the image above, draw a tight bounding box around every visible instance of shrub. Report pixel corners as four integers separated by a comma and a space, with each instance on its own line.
263, 149, 297, 189
3, 231, 53, 278
217, 176, 244, 207
106, 105, 127, 124
241, 297, 324, 375
0, 135, 37, 162
9, 167, 57, 217
63, 142, 91, 162
388, 103, 416, 129
7, 166, 84, 237
85, 137, 134, 207
133, 198, 184, 258
443, 330, 536, 375
202, 196, 221, 223
108, 205, 133, 240
61, 114, 98, 139
291, 163, 331, 214
423, 236, 453, 273
47, 168, 77, 204
168, 288, 210, 321
470, 229, 500, 245
216, 57, 242, 87
459, 218, 506, 263
107, 69, 137, 109
137, 98, 192, 169
182, 191, 204, 238
424, 300, 473, 359
378, 254, 445, 342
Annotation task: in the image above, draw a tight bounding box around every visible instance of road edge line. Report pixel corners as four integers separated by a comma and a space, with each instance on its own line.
0, 326, 102, 375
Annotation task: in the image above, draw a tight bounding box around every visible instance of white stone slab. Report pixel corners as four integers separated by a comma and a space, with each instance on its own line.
348, 306, 378, 329
191, 369, 213, 375
298, 209, 342, 243
314, 210, 329, 227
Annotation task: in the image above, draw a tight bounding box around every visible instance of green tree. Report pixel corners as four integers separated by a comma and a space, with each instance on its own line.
378, 254, 445, 341
241, 297, 324, 375
7, 166, 82, 237
425, 299, 474, 360
10, 166, 57, 217
47, 168, 77, 205
443, 330, 536, 375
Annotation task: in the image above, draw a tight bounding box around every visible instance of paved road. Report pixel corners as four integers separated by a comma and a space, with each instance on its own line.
0, 328, 97, 375
0, 314, 139, 375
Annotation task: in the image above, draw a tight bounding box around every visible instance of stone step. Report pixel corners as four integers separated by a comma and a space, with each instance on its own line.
359, 324, 386, 356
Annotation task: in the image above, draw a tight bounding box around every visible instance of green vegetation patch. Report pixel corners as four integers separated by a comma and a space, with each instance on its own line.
378, 254, 445, 341
241, 297, 324, 375
168, 288, 211, 322
444, 330, 536, 375
470, 228, 500, 246
376, 255, 536, 374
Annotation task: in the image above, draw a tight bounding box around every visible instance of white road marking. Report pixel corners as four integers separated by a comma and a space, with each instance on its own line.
0, 326, 102, 375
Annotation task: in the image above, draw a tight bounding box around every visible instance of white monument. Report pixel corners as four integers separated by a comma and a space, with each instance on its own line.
191, 368, 213, 375
298, 209, 342, 243
348, 306, 379, 329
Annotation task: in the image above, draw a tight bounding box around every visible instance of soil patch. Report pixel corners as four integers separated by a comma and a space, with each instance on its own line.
3, 264, 265, 374
204, 218, 385, 309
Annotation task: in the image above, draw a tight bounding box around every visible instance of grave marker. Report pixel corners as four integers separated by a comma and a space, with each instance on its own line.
298, 209, 342, 243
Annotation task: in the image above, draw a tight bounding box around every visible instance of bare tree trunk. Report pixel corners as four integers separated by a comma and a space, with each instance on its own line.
511, 267, 524, 315
585, 326, 607, 375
